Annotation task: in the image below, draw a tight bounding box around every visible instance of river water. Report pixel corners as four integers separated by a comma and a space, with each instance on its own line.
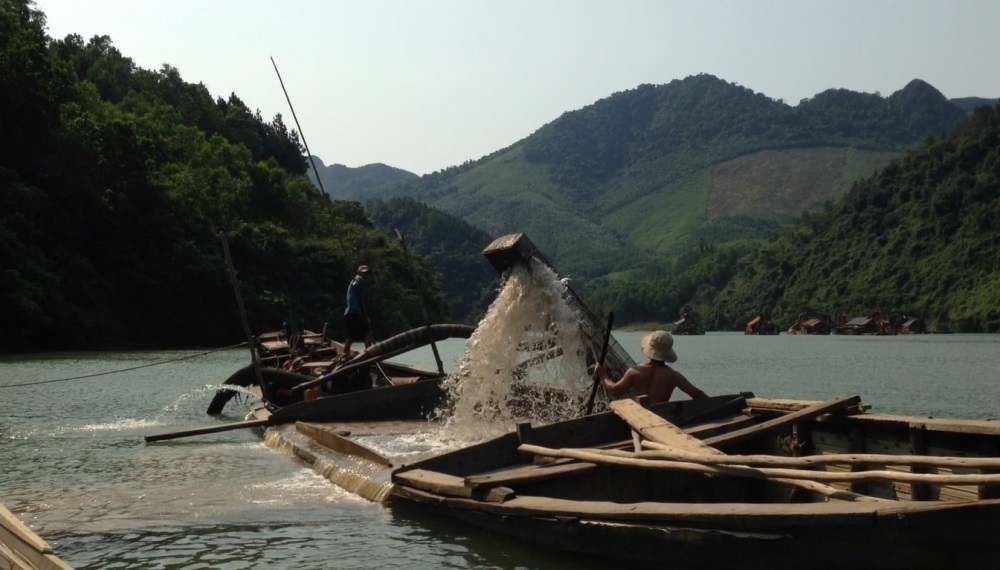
2, 331, 999, 569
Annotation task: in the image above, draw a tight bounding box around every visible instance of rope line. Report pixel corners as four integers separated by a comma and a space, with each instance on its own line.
1, 342, 248, 389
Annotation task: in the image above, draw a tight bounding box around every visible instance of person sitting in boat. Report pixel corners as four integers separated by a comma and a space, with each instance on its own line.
593, 330, 707, 405
341, 264, 374, 362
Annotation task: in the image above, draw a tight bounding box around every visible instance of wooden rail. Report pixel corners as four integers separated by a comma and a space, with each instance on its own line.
1, 504, 75, 570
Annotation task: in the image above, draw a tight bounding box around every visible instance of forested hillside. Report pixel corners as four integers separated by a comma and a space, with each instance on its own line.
0, 0, 450, 352
365, 197, 499, 324
587, 104, 1000, 332
361, 75, 970, 282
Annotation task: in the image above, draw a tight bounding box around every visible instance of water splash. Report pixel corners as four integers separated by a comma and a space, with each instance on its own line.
73, 385, 259, 433
79, 417, 164, 432
437, 260, 592, 439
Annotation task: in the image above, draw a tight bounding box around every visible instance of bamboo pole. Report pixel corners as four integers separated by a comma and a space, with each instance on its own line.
395, 229, 444, 375
270, 56, 326, 197
639, 441, 1000, 469
219, 232, 264, 390
518, 445, 891, 502
518, 444, 1000, 486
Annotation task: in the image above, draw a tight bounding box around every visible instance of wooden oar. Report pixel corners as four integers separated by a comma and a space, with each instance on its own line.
144, 418, 272, 442
584, 312, 614, 415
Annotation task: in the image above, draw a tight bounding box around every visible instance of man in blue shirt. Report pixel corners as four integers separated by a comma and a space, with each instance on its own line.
342, 265, 372, 361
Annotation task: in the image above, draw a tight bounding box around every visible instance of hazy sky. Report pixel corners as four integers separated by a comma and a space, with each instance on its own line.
36, 0, 1000, 175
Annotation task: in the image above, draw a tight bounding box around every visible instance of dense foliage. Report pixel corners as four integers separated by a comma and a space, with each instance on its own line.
0, 0, 449, 352
365, 197, 499, 325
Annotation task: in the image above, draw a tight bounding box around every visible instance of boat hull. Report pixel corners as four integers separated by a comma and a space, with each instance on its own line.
252, 378, 445, 423
390, 491, 1000, 570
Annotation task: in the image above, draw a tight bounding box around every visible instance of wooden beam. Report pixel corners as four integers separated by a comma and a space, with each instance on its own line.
638, 442, 1000, 469
847, 426, 869, 496
296, 422, 392, 467
465, 460, 597, 489
520, 444, 1000, 486
705, 394, 862, 448
609, 399, 723, 455
393, 469, 514, 502
981, 439, 1000, 500
908, 425, 930, 500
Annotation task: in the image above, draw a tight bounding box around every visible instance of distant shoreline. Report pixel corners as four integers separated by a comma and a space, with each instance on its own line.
616, 322, 671, 332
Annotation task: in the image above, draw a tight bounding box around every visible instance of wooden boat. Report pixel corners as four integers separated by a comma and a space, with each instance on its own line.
206, 323, 474, 421
787, 315, 831, 335
745, 312, 780, 335
671, 313, 705, 335
841, 314, 897, 335
388, 392, 1000, 570
145, 324, 475, 442
1, 503, 74, 570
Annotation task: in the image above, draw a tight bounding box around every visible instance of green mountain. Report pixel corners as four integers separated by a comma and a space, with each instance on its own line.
951, 97, 999, 114
588, 103, 1000, 332
350, 75, 969, 282
307, 156, 417, 199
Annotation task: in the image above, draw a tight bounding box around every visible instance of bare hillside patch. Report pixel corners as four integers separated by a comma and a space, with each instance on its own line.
709, 148, 849, 221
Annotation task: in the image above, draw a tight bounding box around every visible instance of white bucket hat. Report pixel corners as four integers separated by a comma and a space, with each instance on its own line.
640, 330, 677, 363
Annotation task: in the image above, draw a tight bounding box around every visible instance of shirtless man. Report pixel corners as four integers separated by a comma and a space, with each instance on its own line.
593, 330, 707, 405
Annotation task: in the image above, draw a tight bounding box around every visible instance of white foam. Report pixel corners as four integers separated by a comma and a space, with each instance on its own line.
436, 260, 592, 439
78, 417, 163, 432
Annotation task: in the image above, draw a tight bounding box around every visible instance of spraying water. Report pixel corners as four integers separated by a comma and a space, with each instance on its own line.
437, 260, 594, 439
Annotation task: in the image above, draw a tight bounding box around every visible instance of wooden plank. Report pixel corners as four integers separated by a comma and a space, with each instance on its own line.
393, 469, 514, 502
260, 340, 288, 352
521, 444, 1000, 486
633, 445, 1000, 470
705, 394, 862, 448
744, 397, 822, 412
844, 414, 1000, 436
391, 484, 887, 527
465, 460, 597, 489
609, 399, 724, 455
684, 414, 759, 441
299, 361, 335, 370
296, 422, 393, 467
385, 377, 422, 386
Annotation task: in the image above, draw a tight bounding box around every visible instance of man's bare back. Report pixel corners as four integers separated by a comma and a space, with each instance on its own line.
597, 360, 706, 405
593, 330, 707, 406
